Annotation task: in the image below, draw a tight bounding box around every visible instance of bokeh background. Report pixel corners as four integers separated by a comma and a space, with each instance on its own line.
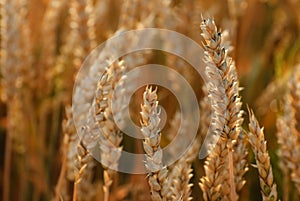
1, 0, 300, 200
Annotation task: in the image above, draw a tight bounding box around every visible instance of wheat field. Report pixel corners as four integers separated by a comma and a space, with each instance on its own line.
1, 0, 300, 201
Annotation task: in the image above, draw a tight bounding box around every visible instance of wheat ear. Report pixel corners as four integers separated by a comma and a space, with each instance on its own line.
166, 112, 201, 201
170, 140, 200, 201
94, 60, 126, 201
58, 106, 96, 201
199, 17, 244, 201
140, 86, 169, 201
248, 108, 278, 201
276, 66, 300, 194
54, 106, 76, 201
73, 141, 95, 201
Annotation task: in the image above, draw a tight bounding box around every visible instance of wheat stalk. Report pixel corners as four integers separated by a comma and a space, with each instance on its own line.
199, 17, 244, 201
94, 59, 126, 201
140, 86, 169, 201
248, 108, 278, 201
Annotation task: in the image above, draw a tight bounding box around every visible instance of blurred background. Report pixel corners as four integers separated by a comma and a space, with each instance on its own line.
0, 0, 300, 200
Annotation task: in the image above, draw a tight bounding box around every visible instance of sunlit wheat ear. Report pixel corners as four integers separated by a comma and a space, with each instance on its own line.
276, 66, 300, 194
248, 108, 278, 201
58, 106, 95, 201
140, 86, 169, 201
94, 59, 126, 201
169, 139, 200, 201
73, 142, 96, 201
199, 17, 244, 201
54, 106, 76, 201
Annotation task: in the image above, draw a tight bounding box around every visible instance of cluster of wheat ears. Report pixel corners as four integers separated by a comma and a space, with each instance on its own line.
1, 0, 300, 201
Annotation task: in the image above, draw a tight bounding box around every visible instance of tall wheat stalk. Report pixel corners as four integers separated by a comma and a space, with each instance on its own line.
94, 59, 127, 201
199, 17, 244, 201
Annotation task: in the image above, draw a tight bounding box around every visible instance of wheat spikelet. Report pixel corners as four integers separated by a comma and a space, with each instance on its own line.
140, 86, 169, 201
248, 108, 278, 201
199, 17, 244, 201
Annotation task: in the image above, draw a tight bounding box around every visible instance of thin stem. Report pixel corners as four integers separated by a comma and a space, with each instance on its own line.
104, 187, 110, 201
103, 170, 112, 201
3, 130, 12, 201
73, 181, 78, 201
228, 147, 238, 201
54, 148, 67, 201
